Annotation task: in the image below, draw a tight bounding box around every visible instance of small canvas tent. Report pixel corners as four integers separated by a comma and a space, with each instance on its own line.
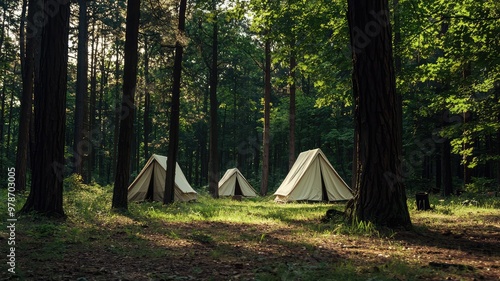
274, 148, 353, 202
218, 168, 258, 197
128, 154, 197, 202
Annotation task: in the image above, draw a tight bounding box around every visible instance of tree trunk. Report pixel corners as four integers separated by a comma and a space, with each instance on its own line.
73, 0, 88, 178
87, 22, 99, 183
442, 138, 453, 196
15, 0, 36, 193
21, 0, 70, 216
435, 153, 441, 192
346, 0, 411, 228
111, 37, 120, 182
288, 45, 296, 170
164, 0, 187, 204
496, 82, 500, 185
260, 38, 271, 196
143, 37, 150, 161
112, 0, 141, 210
208, 1, 219, 198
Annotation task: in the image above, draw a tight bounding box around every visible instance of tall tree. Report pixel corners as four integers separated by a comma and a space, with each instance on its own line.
21, 0, 71, 216
15, 0, 36, 193
288, 44, 296, 170
260, 37, 271, 196
345, 0, 411, 228
73, 0, 89, 178
164, 0, 187, 204
143, 37, 151, 161
208, 0, 219, 198
112, 0, 141, 210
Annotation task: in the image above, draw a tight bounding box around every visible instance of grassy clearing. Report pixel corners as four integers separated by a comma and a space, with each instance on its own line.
1, 183, 499, 280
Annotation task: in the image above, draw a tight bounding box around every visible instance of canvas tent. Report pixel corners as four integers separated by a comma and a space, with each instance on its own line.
218, 168, 258, 197
274, 148, 353, 202
128, 154, 197, 202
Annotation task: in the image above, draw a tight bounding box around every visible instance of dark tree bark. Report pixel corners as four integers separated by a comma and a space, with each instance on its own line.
73, 0, 88, 178
15, 0, 36, 193
112, 0, 141, 210
345, 0, 411, 228
208, 0, 219, 198
164, 0, 187, 204
260, 38, 271, 196
21, 0, 70, 216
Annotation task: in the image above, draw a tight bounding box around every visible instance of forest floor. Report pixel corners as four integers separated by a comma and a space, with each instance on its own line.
1, 183, 499, 281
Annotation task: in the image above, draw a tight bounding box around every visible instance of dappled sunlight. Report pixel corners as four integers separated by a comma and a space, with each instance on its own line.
2, 186, 499, 280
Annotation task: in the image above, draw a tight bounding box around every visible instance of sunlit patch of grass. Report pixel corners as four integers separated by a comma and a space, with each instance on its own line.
3, 181, 499, 280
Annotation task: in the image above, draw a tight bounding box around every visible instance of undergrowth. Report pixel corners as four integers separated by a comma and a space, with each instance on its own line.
1, 180, 498, 280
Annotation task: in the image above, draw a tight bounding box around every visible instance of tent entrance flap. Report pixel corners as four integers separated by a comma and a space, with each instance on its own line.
234, 180, 243, 196
320, 164, 328, 202
146, 167, 155, 201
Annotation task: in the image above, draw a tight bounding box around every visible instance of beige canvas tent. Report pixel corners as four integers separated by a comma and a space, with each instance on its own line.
218, 168, 258, 197
274, 148, 353, 202
128, 154, 197, 202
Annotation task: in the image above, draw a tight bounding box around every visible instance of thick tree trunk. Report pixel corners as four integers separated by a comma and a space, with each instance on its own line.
346, 0, 411, 228
164, 0, 187, 204
21, 0, 70, 216
261, 38, 271, 196
208, 2, 219, 198
73, 0, 88, 177
112, 0, 141, 210
15, 0, 35, 193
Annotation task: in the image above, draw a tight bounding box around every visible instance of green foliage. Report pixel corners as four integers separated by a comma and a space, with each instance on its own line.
465, 177, 498, 193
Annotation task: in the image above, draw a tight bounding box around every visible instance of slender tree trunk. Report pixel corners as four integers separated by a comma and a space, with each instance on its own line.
200, 87, 208, 186
98, 46, 107, 180
164, 0, 187, 204
261, 38, 271, 196
112, 0, 141, 210
21, 0, 70, 216
111, 38, 120, 181
0, 75, 5, 148
208, 1, 219, 198
88, 23, 99, 183
288, 45, 296, 170
73, 0, 88, 178
143, 38, 150, 161
435, 153, 441, 192
6, 68, 16, 149
15, 0, 35, 193
442, 138, 453, 196
346, 0, 411, 228
495, 83, 500, 185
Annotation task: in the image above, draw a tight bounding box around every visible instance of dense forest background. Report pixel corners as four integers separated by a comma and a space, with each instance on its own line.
1, 0, 499, 195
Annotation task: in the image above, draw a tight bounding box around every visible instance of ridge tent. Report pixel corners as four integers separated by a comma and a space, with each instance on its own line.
274, 148, 353, 202
218, 168, 258, 197
128, 154, 197, 202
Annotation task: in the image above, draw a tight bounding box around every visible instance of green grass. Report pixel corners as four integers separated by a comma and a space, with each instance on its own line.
1, 183, 499, 280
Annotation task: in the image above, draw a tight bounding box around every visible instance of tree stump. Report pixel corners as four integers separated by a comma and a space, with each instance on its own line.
416, 192, 430, 210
